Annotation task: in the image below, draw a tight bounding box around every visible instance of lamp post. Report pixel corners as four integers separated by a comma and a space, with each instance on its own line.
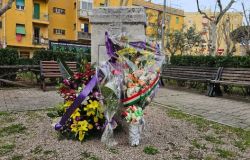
162, 0, 167, 53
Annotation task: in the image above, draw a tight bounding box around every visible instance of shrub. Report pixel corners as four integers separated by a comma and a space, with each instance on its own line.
170, 55, 250, 68
0, 48, 19, 65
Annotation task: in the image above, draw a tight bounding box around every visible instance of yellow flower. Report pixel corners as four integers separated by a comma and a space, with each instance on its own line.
71, 108, 81, 120
94, 116, 98, 123
70, 120, 89, 141
88, 124, 93, 130
84, 100, 100, 116
63, 101, 74, 112
79, 130, 85, 141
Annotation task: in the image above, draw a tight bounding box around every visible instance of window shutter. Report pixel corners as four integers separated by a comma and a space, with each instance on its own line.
16, 25, 26, 35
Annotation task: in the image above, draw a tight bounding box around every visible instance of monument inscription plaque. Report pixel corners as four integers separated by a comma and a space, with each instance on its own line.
90, 7, 147, 64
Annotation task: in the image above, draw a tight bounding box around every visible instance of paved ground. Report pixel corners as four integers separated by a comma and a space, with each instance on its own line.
0, 88, 63, 111
154, 88, 250, 130
0, 87, 250, 129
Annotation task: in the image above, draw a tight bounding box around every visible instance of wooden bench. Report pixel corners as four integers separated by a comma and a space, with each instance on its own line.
209, 67, 250, 96
40, 61, 77, 91
161, 65, 222, 96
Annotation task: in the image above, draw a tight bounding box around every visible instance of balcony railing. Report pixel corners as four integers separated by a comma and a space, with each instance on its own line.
33, 37, 49, 45
78, 10, 92, 19
33, 13, 49, 22
78, 32, 91, 40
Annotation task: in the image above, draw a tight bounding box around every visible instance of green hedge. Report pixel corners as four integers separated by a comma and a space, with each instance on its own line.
0, 48, 19, 65
171, 55, 250, 68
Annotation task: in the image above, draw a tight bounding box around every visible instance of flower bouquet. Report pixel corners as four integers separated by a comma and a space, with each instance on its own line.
56, 64, 104, 141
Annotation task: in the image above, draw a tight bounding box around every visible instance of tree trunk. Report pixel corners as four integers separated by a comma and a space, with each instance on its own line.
0, 0, 15, 16
210, 22, 217, 56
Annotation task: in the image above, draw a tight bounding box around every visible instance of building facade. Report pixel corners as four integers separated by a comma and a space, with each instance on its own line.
0, 0, 92, 58
0, 0, 183, 58
184, 11, 243, 55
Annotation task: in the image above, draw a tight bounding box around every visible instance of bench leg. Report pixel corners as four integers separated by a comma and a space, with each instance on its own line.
40, 78, 46, 92
207, 83, 222, 97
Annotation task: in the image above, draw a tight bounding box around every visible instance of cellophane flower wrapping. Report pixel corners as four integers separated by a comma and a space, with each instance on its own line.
98, 62, 123, 146
104, 33, 165, 146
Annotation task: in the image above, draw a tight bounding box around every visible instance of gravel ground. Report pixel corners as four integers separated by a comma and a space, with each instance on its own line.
0, 105, 249, 160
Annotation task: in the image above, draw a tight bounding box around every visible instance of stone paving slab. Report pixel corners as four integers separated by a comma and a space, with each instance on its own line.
0, 88, 63, 112
154, 88, 250, 130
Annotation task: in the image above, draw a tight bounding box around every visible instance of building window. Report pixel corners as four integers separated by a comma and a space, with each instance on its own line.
19, 51, 30, 59
100, 3, 105, 7
74, 23, 76, 30
81, 23, 89, 32
16, 24, 26, 35
53, 29, 65, 35
80, 0, 92, 11
53, 7, 65, 14
0, 21, 2, 29
74, 2, 76, 9
16, 0, 25, 10
176, 17, 179, 24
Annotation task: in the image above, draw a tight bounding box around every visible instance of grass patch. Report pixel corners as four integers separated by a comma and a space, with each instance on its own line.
0, 111, 10, 116
80, 151, 100, 160
204, 135, 224, 144
31, 145, 43, 154
143, 146, 159, 155
10, 154, 24, 160
43, 150, 57, 156
166, 109, 210, 130
0, 124, 26, 137
0, 143, 15, 156
107, 147, 119, 154
166, 108, 250, 150
191, 139, 206, 150
215, 148, 235, 158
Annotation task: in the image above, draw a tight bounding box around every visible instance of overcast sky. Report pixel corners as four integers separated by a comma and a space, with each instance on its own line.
151, 0, 250, 12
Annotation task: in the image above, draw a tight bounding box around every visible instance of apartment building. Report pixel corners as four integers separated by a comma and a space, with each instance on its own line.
184, 11, 243, 55
0, 0, 92, 58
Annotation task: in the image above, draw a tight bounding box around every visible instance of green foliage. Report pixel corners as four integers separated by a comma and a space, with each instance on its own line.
0, 143, 15, 156
0, 124, 26, 137
11, 154, 24, 160
143, 146, 159, 155
166, 26, 202, 56
171, 55, 250, 68
0, 48, 19, 65
32, 50, 77, 65
215, 148, 235, 158
204, 135, 224, 144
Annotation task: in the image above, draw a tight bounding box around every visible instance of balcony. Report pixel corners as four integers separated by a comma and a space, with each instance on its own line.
33, 37, 49, 45
32, 13, 49, 25
78, 10, 92, 19
78, 32, 91, 41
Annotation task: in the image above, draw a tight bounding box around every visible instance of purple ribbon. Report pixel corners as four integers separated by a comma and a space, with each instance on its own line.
55, 76, 98, 130
129, 41, 147, 50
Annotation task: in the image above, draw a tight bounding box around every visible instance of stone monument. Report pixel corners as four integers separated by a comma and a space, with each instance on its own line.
89, 7, 147, 64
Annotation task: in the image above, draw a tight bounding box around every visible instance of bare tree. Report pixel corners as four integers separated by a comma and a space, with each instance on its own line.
0, 0, 15, 16
120, 0, 129, 6
241, 2, 250, 55
196, 0, 236, 55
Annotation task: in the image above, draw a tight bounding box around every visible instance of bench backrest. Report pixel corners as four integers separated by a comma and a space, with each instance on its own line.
40, 61, 77, 77
162, 66, 218, 80
220, 68, 250, 83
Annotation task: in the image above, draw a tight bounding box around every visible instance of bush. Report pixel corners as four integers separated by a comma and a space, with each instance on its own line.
171, 55, 250, 68
0, 48, 19, 65
32, 50, 91, 65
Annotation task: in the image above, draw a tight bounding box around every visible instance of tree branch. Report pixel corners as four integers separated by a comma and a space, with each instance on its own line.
215, 0, 236, 24
196, 0, 213, 21
217, 0, 223, 12
0, 0, 15, 16
242, 2, 249, 26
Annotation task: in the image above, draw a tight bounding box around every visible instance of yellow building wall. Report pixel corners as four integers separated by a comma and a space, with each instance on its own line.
94, 0, 133, 7
0, 0, 49, 57
184, 12, 243, 55
48, 0, 76, 41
